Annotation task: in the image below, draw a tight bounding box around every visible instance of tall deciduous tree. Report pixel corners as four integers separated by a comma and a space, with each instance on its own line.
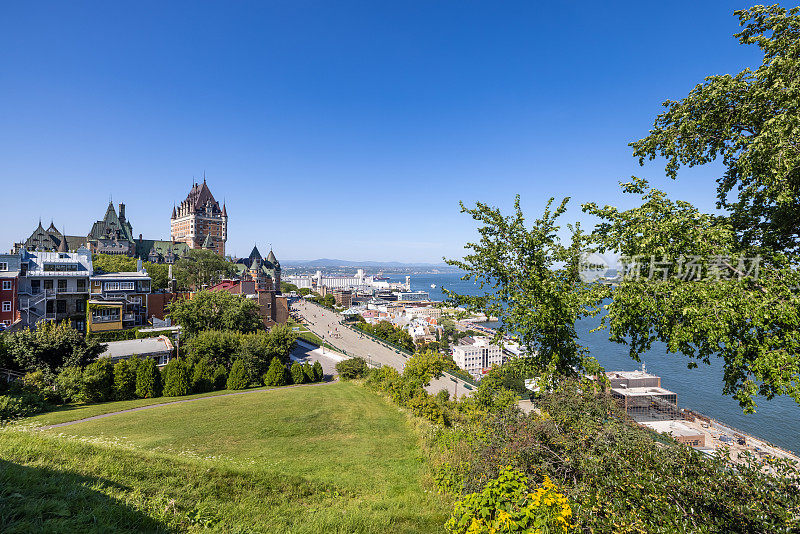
5, 321, 104, 373
167, 290, 262, 336
582, 6, 800, 412
173, 249, 236, 289
446, 197, 603, 378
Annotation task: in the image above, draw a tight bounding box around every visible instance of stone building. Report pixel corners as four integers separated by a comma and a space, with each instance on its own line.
170, 178, 228, 256
233, 246, 281, 291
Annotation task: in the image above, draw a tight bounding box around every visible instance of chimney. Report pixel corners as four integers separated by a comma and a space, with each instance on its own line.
119, 203, 126, 222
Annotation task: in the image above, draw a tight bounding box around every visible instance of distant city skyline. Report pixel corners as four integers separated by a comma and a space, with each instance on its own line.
0, 1, 776, 262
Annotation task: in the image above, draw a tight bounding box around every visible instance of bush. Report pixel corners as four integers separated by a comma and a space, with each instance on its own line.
82, 360, 114, 403
263, 357, 287, 387
312, 360, 324, 382
21, 370, 60, 404
335, 357, 368, 380
290, 362, 305, 385
55, 366, 86, 404
0, 388, 49, 422
163, 359, 192, 397
445, 466, 572, 534
302, 363, 315, 383
135, 359, 162, 398
113, 360, 137, 400
226, 359, 250, 390
191, 357, 215, 394
212, 364, 227, 390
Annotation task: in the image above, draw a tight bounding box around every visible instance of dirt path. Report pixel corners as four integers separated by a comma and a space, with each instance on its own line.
38, 381, 337, 430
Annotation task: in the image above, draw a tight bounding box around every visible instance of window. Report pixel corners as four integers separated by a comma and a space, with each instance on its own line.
105, 282, 119, 291
2, 281, 10, 291
2, 320, 9, 326
58, 279, 67, 291
77, 279, 86, 292
2, 302, 10, 312
130, 296, 141, 304
119, 281, 134, 290
44, 280, 53, 290
0, 262, 7, 271
56, 300, 66, 314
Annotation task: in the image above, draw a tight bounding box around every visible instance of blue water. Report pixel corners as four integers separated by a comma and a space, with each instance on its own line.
394, 272, 800, 453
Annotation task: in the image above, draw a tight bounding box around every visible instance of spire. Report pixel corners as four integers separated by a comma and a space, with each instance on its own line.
266, 248, 278, 266
171, 204, 177, 219
222, 202, 227, 217
202, 233, 213, 249
57, 236, 67, 253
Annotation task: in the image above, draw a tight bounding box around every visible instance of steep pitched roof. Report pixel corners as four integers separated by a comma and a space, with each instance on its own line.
89, 202, 133, 242
182, 180, 220, 212
249, 246, 262, 262
266, 249, 279, 266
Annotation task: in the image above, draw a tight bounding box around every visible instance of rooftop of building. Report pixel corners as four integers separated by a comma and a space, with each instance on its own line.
606, 369, 660, 381
90, 271, 151, 280
99, 336, 174, 359
642, 420, 703, 438
611, 386, 676, 397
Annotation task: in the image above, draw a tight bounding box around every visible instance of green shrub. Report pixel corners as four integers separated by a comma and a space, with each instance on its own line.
21, 370, 60, 404
113, 360, 137, 400
163, 359, 192, 397
445, 466, 572, 533
212, 364, 227, 390
0, 388, 49, 422
226, 359, 250, 390
335, 357, 368, 379
87, 329, 138, 342
135, 359, 162, 398
302, 363, 314, 383
82, 360, 115, 403
55, 366, 86, 404
263, 357, 287, 387
290, 362, 305, 385
312, 360, 324, 382
191, 357, 215, 393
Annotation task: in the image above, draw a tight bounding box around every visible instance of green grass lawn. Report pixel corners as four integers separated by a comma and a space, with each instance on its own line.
1, 382, 451, 533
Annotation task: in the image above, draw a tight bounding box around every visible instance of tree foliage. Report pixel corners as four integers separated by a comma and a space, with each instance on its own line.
5, 321, 104, 373
162, 359, 191, 397
135, 358, 162, 398
167, 291, 262, 336
263, 357, 288, 387
226, 359, 250, 390
446, 197, 602, 378
173, 249, 236, 289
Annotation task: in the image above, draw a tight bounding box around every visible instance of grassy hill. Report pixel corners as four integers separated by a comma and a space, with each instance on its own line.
0, 382, 451, 533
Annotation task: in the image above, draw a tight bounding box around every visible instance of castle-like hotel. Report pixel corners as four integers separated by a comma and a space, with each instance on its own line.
13, 178, 228, 262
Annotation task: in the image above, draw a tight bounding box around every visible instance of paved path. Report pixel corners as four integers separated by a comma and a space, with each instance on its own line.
290, 340, 346, 380
38, 381, 337, 430
292, 300, 473, 398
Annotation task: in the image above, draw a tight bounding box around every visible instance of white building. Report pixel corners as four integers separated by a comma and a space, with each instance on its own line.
452, 337, 504, 380
395, 290, 429, 302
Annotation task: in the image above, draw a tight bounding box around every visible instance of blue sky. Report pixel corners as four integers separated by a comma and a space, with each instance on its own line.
0, 1, 769, 262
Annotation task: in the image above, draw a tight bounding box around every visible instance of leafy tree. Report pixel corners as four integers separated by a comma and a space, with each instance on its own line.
446, 197, 602, 378
580, 6, 800, 411
163, 359, 192, 397
113, 360, 137, 400
312, 360, 324, 382
335, 357, 368, 380
135, 358, 162, 398
173, 249, 236, 289
263, 357, 288, 387
82, 359, 114, 403
168, 291, 262, 336
5, 321, 104, 373
212, 364, 227, 390
184, 330, 242, 368
191, 357, 215, 393
136, 358, 162, 399
55, 366, 86, 404
403, 350, 447, 388
298, 288, 311, 296
227, 359, 250, 390
280, 282, 299, 293
302, 363, 315, 383
290, 361, 305, 384
263, 324, 298, 365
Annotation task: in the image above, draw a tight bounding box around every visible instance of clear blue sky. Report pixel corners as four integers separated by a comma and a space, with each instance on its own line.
0, 1, 772, 262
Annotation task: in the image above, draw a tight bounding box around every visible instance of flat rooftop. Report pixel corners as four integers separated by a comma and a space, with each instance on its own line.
611, 386, 676, 397
606, 370, 660, 381
642, 420, 703, 438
